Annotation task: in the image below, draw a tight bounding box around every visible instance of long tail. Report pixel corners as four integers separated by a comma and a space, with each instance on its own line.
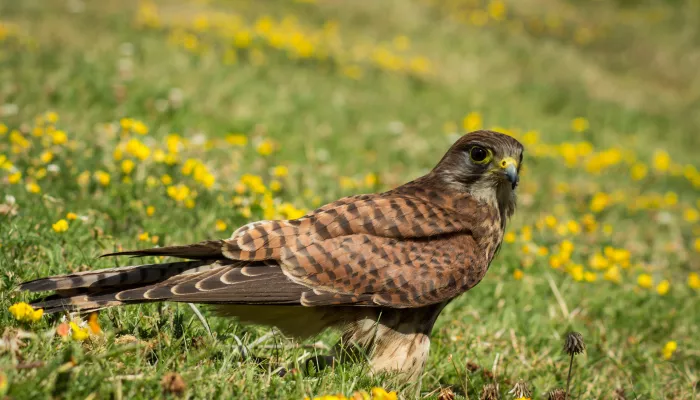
19, 241, 305, 314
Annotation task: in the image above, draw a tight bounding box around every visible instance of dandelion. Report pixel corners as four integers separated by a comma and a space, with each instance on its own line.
131, 120, 148, 135
479, 384, 499, 400
215, 220, 227, 232
653, 150, 671, 172
121, 159, 135, 174
364, 173, 378, 187
571, 117, 589, 133
504, 232, 516, 243
26, 182, 41, 193
8, 302, 43, 323
69, 321, 90, 341
77, 171, 90, 186
547, 389, 567, 400
683, 208, 699, 223
463, 112, 483, 131
272, 165, 288, 177
66, 212, 78, 220
52, 130, 67, 145
656, 280, 670, 295
630, 163, 648, 180
564, 331, 585, 396
509, 380, 532, 399
52, 219, 69, 233
688, 273, 700, 289
138, 232, 150, 241
8, 171, 21, 184
370, 388, 397, 400
146, 206, 155, 216
662, 340, 677, 360
604, 266, 622, 284
590, 192, 610, 212
256, 139, 275, 156
40, 150, 53, 163
637, 273, 653, 289
513, 269, 524, 280
95, 170, 111, 186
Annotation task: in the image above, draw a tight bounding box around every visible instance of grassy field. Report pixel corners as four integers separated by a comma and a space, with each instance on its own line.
1, 0, 699, 398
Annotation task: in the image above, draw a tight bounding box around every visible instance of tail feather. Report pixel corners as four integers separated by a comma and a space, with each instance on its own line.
100, 240, 227, 260
19, 260, 213, 293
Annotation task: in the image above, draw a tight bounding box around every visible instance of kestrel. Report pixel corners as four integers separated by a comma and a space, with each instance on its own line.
20, 130, 523, 382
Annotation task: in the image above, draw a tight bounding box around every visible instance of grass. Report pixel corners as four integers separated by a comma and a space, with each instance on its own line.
1, 0, 699, 398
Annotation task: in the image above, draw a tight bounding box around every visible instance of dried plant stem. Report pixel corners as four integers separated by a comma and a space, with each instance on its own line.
565, 353, 574, 398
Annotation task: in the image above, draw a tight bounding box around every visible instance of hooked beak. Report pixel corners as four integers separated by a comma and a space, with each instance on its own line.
500, 157, 519, 189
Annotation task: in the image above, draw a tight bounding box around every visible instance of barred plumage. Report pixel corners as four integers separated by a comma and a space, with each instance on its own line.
19, 130, 523, 382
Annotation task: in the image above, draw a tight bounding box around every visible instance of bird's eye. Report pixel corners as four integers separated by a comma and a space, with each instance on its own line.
469, 146, 491, 164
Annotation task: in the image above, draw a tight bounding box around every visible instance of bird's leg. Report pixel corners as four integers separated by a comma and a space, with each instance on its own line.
333, 303, 447, 389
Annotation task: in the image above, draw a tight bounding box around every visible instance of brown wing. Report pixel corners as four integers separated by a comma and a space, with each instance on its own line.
219, 188, 497, 307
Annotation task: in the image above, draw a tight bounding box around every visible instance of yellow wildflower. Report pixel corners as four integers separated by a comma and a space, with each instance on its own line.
8, 171, 21, 184
120, 118, 133, 131
215, 220, 227, 232
504, 232, 516, 243
695, 238, 700, 253
132, 120, 148, 135
571, 117, 589, 133
77, 171, 90, 186
688, 273, 700, 289
371, 388, 397, 400
663, 191, 677, 206
513, 269, 524, 280
45, 111, 59, 124
462, 112, 482, 131
138, 232, 150, 242
364, 173, 378, 187
272, 165, 288, 178
662, 341, 677, 360
630, 163, 648, 180
226, 134, 248, 146
269, 180, 282, 192
146, 206, 155, 216
256, 139, 275, 156
40, 150, 53, 164
656, 280, 670, 295
121, 159, 135, 174
653, 150, 671, 172
52, 130, 67, 145
88, 312, 101, 334
604, 265, 622, 284
161, 174, 173, 185
126, 138, 150, 160
569, 264, 584, 281
8, 302, 43, 323
95, 170, 111, 186
683, 208, 699, 223
69, 321, 90, 341
584, 272, 597, 282
637, 273, 653, 289
66, 212, 78, 220
52, 219, 69, 233
26, 182, 41, 193
590, 192, 610, 212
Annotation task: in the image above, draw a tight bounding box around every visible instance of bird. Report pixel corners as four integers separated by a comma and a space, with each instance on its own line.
19, 130, 523, 383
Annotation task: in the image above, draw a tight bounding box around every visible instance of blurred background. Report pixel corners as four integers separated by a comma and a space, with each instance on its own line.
1, 0, 699, 398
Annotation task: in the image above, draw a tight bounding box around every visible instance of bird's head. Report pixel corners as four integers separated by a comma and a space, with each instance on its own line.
433, 130, 524, 221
